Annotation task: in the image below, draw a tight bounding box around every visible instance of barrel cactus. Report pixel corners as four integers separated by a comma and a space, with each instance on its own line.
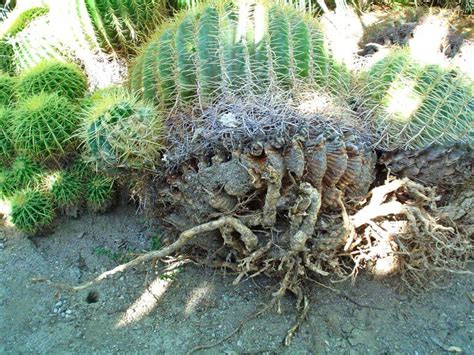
9, 156, 42, 189
11, 93, 79, 159
9, 189, 55, 234
0, 72, 15, 106
4, 6, 49, 37
16, 60, 88, 101
362, 50, 473, 150
86, 173, 115, 212
0, 106, 13, 160
0, 6, 49, 74
130, 1, 350, 108
84, 0, 166, 54
43, 170, 83, 209
81, 89, 163, 169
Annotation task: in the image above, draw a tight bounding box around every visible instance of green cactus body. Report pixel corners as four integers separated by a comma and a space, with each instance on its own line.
131, 2, 348, 108
0, 72, 15, 106
0, 6, 50, 74
12, 93, 79, 159
4, 6, 49, 37
84, 0, 166, 54
9, 189, 55, 234
43, 170, 83, 208
0, 168, 15, 199
10, 156, 42, 189
16, 60, 88, 101
0, 40, 14, 74
0, 106, 13, 160
81, 89, 163, 169
86, 173, 114, 212
364, 50, 474, 150
462, 0, 473, 14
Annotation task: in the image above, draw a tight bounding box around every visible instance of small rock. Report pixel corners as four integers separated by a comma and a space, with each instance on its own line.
55, 301, 63, 308
53, 308, 58, 313
66, 309, 72, 315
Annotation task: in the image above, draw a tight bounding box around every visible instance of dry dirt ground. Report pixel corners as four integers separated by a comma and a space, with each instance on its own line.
1, 204, 473, 354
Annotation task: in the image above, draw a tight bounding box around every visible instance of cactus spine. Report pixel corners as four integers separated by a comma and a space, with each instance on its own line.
84, 0, 166, 54
131, 2, 349, 108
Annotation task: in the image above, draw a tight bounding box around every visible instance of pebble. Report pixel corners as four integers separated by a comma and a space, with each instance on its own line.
66, 309, 72, 315
53, 308, 58, 313
55, 301, 63, 308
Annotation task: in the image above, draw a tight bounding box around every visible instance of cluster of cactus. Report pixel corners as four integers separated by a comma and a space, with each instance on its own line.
361, 50, 473, 150
81, 88, 163, 169
16, 60, 88, 101
0, 60, 89, 162
130, 1, 349, 108
10, 92, 79, 159
0, 57, 120, 234
84, 0, 166, 54
0, 6, 49, 74
1, 156, 116, 233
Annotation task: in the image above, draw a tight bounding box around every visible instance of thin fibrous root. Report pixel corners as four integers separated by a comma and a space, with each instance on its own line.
284, 295, 310, 346
33, 216, 258, 291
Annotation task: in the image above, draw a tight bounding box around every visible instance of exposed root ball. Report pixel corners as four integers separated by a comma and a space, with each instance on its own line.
42, 94, 471, 346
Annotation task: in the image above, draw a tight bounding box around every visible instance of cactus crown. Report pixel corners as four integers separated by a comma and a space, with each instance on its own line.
131, 1, 349, 108
362, 49, 474, 150
85, 0, 166, 54
12, 93, 79, 159
81, 88, 163, 169
16, 60, 88, 101
9, 189, 55, 234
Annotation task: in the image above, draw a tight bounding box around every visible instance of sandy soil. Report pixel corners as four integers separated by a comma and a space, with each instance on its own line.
0, 205, 473, 354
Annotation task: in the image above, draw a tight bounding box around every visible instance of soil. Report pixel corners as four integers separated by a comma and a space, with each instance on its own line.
1, 204, 473, 354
